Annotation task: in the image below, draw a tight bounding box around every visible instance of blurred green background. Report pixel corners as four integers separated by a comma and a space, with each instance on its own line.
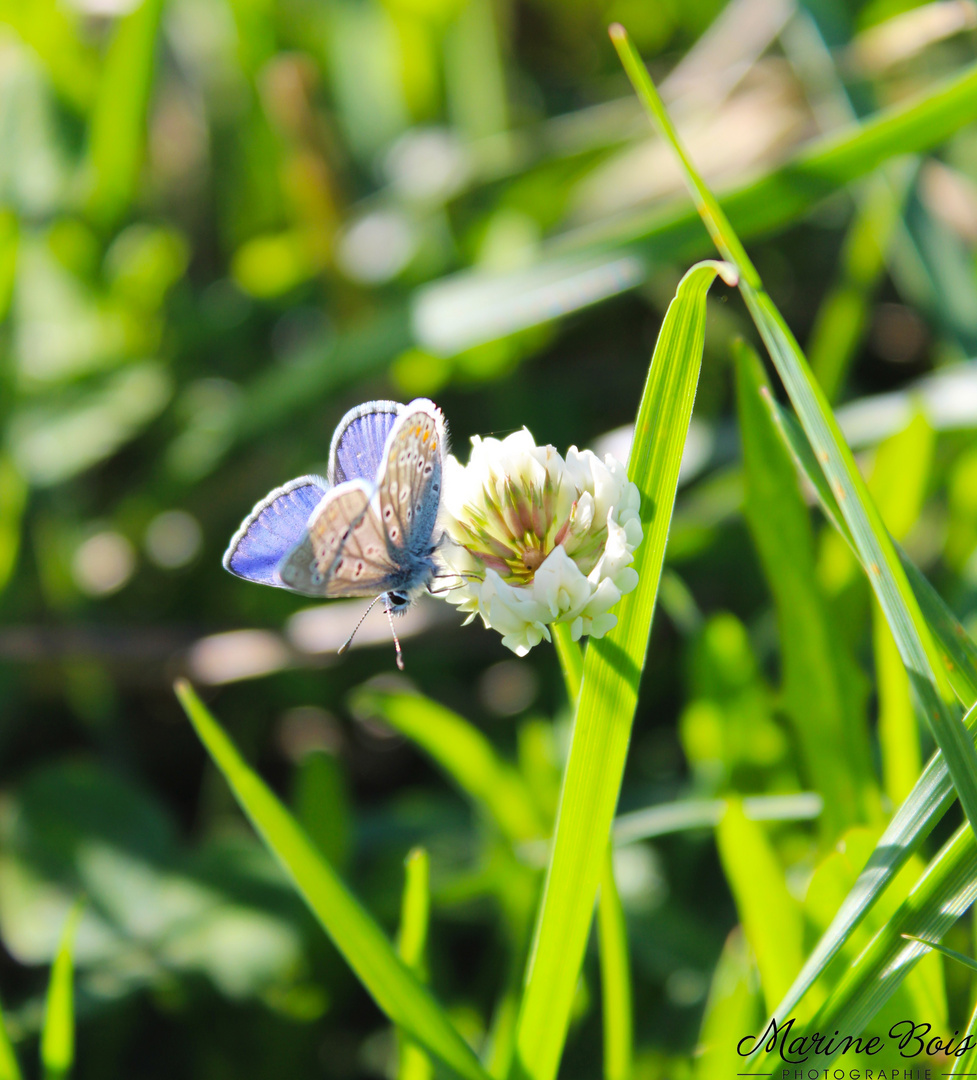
5, 0, 977, 1075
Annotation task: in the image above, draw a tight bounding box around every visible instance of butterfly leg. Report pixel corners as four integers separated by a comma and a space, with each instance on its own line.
383, 594, 406, 671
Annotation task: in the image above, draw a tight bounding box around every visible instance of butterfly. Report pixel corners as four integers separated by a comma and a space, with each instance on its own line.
223, 398, 448, 668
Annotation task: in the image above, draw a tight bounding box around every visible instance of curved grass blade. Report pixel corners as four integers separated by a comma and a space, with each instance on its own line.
508, 258, 736, 1080
612, 8, 977, 889
174, 680, 491, 1080
40, 901, 82, 1080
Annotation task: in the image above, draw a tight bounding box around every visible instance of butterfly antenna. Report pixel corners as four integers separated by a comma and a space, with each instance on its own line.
383, 597, 406, 671
338, 595, 384, 656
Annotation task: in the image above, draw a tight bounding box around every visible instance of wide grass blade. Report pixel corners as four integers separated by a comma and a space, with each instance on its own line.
85, 0, 165, 227
40, 901, 82, 1080
508, 258, 736, 1080
551, 624, 632, 1080
692, 928, 761, 1080
715, 803, 803, 1010
174, 680, 490, 1080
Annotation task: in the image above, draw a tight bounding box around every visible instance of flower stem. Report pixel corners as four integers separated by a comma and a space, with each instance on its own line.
551, 622, 583, 704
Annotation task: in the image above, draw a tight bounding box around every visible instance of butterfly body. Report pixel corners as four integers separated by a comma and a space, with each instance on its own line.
223, 398, 447, 622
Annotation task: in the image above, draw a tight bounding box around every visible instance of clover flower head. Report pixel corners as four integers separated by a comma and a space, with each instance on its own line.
437, 428, 642, 656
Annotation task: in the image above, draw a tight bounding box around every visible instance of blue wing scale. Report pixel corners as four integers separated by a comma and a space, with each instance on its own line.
223, 475, 328, 587
329, 401, 401, 485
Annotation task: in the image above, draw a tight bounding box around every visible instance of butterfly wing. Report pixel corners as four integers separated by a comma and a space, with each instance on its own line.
328, 401, 401, 485
378, 400, 446, 558
278, 481, 403, 598
223, 475, 328, 587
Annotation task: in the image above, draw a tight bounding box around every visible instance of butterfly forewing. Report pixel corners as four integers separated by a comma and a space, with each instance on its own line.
329, 401, 400, 486
378, 407, 444, 557
223, 475, 328, 588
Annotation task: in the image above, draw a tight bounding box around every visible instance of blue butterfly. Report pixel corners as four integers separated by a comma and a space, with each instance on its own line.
223, 398, 447, 667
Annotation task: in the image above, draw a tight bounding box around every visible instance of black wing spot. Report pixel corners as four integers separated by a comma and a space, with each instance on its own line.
423, 463, 433, 476
406, 507, 413, 520
384, 507, 393, 519
335, 558, 344, 571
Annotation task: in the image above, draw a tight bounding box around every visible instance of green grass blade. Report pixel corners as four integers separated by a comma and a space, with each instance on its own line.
398, 849, 433, 1080
735, 340, 879, 839
551, 623, 632, 1080
874, 602, 921, 807
40, 901, 82, 1080
397, 848, 430, 975
508, 258, 735, 1080
902, 933, 977, 977
692, 928, 761, 1080
597, 852, 632, 1080
612, 793, 823, 844
741, 365, 977, 1039
85, 0, 164, 227
796, 824, 977, 1060
715, 802, 804, 1010
0, 994, 22, 1080
951, 992, 977, 1077
612, 21, 977, 845
174, 680, 490, 1080
349, 687, 545, 843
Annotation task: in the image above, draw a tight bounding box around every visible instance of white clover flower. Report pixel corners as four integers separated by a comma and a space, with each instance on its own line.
437, 428, 643, 656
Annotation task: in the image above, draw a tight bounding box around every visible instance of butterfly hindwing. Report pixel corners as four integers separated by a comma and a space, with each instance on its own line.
278, 481, 400, 598
223, 475, 328, 588
328, 401, 401, 485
